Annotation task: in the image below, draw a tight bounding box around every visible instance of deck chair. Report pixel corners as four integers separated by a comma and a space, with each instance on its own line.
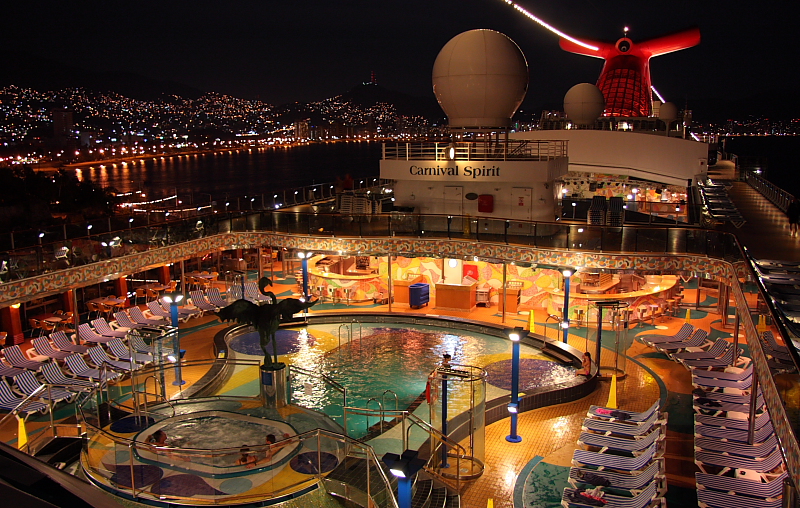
41, 362, 97, 390
1, 345, 45, 371
49, 331, 90, 354
77, 323, 112, 344
695, 411, 772, 432
695, 421, 775, 444
0, 364, 25, 378
581, 411, 664, 438
228, 285, 244, 301
588, 400, 660, 423
654, 329, 710, 353
0, 378, 49, 415
32, 337, 71, 361
696, 471, 787, 500
673, 339, 733, 362
682, 348, 749, 369
562, 480, 658, 508
578, 427, 663, 455
694, 446, 786, 474
760, 331, 794, 363
572, 442, 659, 472
128, 331, 173, 356
190, 290, 219, 312
696, 486, 782, 508
694, 395, 764, 416
129, 306, 167, 326
695, 435, 778, 459
113, 311, 146, 330
637, 323, 694, 346
13, 370, 76, 404
88, 346, 140, 372
206, 287, 229, 308
64, 353, 119, 383
91, 318, 128, 338
569, 459, 664, 493
158, 298, 202, 319
106, 338, 154, 365
244, 282, 273, 303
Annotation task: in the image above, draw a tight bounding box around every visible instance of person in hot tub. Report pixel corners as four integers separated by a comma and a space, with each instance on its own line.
254, 433, 292, 466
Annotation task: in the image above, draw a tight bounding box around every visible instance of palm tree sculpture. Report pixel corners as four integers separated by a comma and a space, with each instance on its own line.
217, 277, 318, 369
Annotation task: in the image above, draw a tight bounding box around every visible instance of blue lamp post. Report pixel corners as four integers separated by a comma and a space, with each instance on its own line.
506, 326, 525, 443
297, 251, 313, 299
562, 269, 572, 343
162, 292, 185, 386
382, 450, 426, 508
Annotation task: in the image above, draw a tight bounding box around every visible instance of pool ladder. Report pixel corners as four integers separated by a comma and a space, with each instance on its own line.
364, 390, 399, 435
337, 320, 362, 348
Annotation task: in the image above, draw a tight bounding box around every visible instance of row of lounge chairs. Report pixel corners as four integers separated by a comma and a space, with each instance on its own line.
691, 365, 787, 507
636, 324, 750, 370
1, 329, 167, 417
562, 400, 667, 507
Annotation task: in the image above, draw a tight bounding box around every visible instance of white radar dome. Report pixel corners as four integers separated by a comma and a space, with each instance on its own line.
564, 83, 605, 126
432, 29, 528, 129
659, 102, 678, 122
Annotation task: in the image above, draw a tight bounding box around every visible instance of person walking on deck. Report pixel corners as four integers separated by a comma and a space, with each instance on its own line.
787, 197, 800, 236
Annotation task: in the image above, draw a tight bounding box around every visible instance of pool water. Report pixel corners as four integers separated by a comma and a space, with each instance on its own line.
230, 323, 529, 435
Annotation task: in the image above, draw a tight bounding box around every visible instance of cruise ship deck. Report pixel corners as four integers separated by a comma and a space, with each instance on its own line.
1, 167, 799, 508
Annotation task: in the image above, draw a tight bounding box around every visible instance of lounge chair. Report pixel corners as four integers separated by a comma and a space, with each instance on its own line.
1, 345, 46, 371
128, 331, 173, 356
88, 346, 140, 372
569, 459, 664, 493
0, 378, 49, 415
673, 339, 734, 362
653, 329, 710, 353
244, 282, 273, 303
129, 306, 167, 326
228, 285, 244, 301
696, 486, 782, 508
694, 434, 778, 458
760, 331, 794, 363
694, 446, 785, 474
31, 337, 71, 361
695, 420, 775, 443
578, 427, 663, 455
50, 331, 90, 354
77, 323, 112, 344
64, 353, 119, 383
636, 323, 694, 346
12, 370, 77, 404
189, 290, 219, 312
587, 400, 660, 423
572, 442, 660, 472
157, 298, 203, 319
695, 411, 772, 432
581, 411, 664, 438
696, 471, 787, 500
106, 338, 154, 365
91, 318, 128, 338
40, 362, 97, 390
206, 287, 229, 308
0, 364, 25, 378
113, 311, 146, 330
693, 365, 753, 382
561, 480, 659, 508
681, 348, 749, 369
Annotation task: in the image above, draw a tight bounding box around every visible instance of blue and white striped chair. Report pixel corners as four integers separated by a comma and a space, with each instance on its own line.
64, 353, 119, 383
13, 370, 77, 404
0, 378, 48, 415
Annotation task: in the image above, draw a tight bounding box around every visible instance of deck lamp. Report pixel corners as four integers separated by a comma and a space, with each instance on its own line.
297, 252, 313, 299
382, 450, 426, 508
562, 269, 573, 343
505, 326, 525, 443
162, 292, 185, 386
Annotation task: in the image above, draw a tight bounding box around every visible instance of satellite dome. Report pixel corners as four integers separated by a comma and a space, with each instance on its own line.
659, 102, 678, 122
564, 83, 605, 126
432, 29, 528, 129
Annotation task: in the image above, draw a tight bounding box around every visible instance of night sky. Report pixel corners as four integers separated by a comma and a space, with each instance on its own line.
4, 1, 797, 108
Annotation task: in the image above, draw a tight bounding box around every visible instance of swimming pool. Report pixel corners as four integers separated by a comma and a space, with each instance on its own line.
227, 322, 578, 435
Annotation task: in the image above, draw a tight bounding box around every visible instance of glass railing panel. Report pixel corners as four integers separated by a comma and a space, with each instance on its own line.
332, 215, 365, 237
684, 228, 708, 255
386, 213, 421, 237
505, 220, 534, 246
308, 214, 337, 237
534, 223, 568, 249
601, 226, 624, 252
569, 225, 603, 251
634, 228, 668, 253
418, 215, 449, 239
